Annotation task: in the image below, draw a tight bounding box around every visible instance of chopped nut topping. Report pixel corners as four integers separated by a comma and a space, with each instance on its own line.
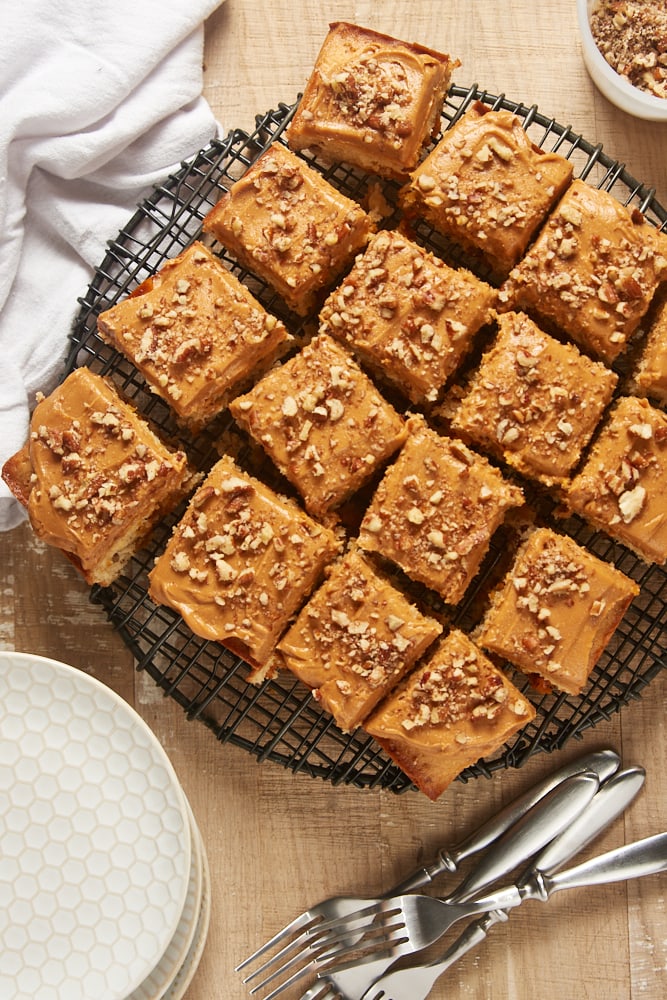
400, 637, 513, 730
618, 484, 647, 523
590, 1, 667, 99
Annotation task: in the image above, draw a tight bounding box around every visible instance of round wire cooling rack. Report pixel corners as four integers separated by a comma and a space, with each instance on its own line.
69, 84, 667, 793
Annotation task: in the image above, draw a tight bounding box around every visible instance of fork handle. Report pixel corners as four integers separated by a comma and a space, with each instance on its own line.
533, 830, 667, 899
445, 771, 599, 903
387, 749, 619, 894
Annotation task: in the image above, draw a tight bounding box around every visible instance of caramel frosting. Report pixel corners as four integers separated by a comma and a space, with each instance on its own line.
277, 547, 442, 732
97, 242, 291, 430
476, 527, 639, 694
203, 143, 373, 316
6, 367, 191, 586
358, 415, 524, 604
318, 229, 496, 405
286, 21, 457, 179
501, 179, 667, 364
566, 396, 667, 565
148, 454, 340, 667
632, 287, 667, 405
451, 311, 618, 486
364, 629, 535, 800
399, 101, 573, 277
229, 334, 407, 518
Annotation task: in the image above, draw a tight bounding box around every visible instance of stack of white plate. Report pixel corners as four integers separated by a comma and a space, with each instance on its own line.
0, 650, 211, 1000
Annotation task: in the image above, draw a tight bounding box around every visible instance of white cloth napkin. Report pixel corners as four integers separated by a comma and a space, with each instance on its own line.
0, 0, 225, 531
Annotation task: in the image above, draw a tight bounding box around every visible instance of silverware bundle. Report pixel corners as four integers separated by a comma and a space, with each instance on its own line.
236, 749, 667, 1000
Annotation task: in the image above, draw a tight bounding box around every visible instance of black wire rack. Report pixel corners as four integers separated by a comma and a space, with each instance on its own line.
69, 85, 667, 792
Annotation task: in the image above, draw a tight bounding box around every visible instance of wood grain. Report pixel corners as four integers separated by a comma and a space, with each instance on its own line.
1, 2, 666, 998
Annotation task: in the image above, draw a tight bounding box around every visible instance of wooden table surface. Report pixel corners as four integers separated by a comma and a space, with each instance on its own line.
2, 1, 667, 998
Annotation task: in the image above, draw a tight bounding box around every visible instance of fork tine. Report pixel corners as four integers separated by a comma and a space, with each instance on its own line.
302, 899, 392, 939
311, 916, 408, 965
246, 905, 406, 999
242, 920, 330, 985
303, 902, 403, 951
247, 935, 341, 1000
235, 911, 314, 972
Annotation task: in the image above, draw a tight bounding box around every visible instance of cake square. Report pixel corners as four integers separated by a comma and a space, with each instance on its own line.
450, 311, 618, 486
475, 527, 639, 694
96, 242, 291, 431
631, 286, 667, 405
148, 454, 340, 669
399, 101, 573, 279
566, 396, 667, 564
318, 229, 496, 405
363, 628, 535, 800
277, 547, 443, 732
501, 179, 667, 364
357, 415, 524, 603
1, 367, 193, 586
229, 334, 407, 518
286, 21, 457, 180
202, 143, 373, 316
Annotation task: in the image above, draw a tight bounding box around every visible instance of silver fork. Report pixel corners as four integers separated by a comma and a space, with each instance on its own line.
237, 747, 618, 987
244, 770, 601, 999
313, 825, 667, 1000
361, 763, 646, 1000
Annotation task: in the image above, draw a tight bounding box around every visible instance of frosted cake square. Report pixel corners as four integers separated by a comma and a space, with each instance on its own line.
148, 454, 340, 669
318, 229, 496, 405
203, 143, 373, 316
286, 21, 457, 180
364, 628, 535, 800
501, 179, 667, 364
357, 415, 524, 603
97, 242, 291, 430
399, 101, 573, 279
630, 287, 667, 405
1, 367, 193, 586
566, 396, 667, 565
277, 547, 442, 732
229, 334, 407, 519
475, 526, 639, 694
449, 311, 617, 486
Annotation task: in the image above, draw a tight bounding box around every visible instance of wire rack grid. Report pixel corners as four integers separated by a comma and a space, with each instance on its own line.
69, 84, 667, 793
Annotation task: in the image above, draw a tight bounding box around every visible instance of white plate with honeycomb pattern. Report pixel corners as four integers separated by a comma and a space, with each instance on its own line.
0, 650, 192, 1000
128, 800, 206, 1000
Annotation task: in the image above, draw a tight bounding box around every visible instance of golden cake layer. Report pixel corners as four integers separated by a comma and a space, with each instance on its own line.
501, 179, 667, 364
286, 21, 457, 180
364, 628, 535, 800
358, 415, 524, 603
229, 334, 407, 519
148, 454, 340, 669
277, 547, 442, 732
318, 229, 496, 405
566, 396, 667, 565
449, 311, 618, 486
399, 101, 573, 279
1, 367, 193, 586
203, 143, 373, 316
475, 527, 639, 694
97, 242, 291, 430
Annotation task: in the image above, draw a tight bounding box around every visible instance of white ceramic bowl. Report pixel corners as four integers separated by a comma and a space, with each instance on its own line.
577, 0, 667, 121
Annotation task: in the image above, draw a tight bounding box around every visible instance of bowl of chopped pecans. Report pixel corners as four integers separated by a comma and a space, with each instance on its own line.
577, 0, 667, 121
